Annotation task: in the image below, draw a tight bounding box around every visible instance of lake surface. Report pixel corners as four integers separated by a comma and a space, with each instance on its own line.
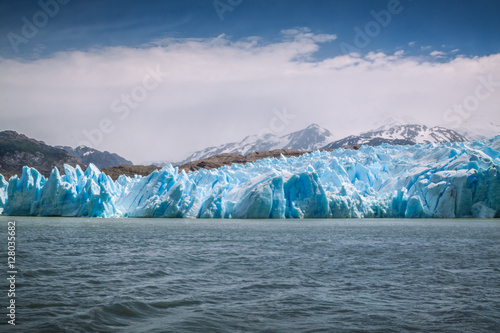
1, 217, 499, 332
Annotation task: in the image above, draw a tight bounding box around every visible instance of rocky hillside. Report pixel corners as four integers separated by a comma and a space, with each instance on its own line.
58, 145, 133, 169
0, 131, 84, 179
101, 165, 159, 180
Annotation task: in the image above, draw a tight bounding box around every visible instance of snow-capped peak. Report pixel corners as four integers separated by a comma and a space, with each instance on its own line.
322, 123, 467, 149
179, 124, 335, 164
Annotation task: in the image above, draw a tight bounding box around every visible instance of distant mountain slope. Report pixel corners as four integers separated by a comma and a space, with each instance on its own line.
180, 123, 334, 164
0, 131, 83, 179
281, 124, 335, 150
142, 160, 175, 168
450, 115, 500, 140
58, 145, 133, 169
322, 124, 467, 149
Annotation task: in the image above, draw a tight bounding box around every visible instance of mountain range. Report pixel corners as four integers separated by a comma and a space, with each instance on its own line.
322, 124, 468, 149
1, 120, 497, 179
178, 123, 470, 164
179, 124, 334, 164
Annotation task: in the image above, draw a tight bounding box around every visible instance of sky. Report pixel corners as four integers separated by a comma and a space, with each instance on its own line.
0, 0, 500, 164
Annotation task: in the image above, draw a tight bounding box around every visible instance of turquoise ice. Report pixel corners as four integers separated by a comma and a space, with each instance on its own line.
1, 137, 499, 218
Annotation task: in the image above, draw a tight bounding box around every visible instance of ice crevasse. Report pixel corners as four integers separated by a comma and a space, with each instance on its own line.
0, 137, 499, 218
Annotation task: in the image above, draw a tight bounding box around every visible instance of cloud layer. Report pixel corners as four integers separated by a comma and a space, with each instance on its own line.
1, 29, 499, 163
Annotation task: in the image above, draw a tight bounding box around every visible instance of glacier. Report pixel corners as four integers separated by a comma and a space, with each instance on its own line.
0, 137, 499, 219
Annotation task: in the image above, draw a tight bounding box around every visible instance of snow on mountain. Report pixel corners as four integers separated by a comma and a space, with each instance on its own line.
180, 124, 334, 164
450, 115, 500, 140
322, 124, 467, 149
142, 160, 175, 168
371, 114, 421, 130
281, 123, 335, 150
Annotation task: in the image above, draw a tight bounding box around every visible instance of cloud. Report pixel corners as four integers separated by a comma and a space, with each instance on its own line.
430, 50, 446, 58
408, 41, 417, 47
1, 31, 499, 164
281, 27, 337, 43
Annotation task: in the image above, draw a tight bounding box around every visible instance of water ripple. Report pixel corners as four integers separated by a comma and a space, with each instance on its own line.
1, 217, 499, 332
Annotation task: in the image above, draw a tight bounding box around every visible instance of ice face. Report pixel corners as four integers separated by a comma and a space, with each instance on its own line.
1, 137, 499, 218
0, 175, 8, 214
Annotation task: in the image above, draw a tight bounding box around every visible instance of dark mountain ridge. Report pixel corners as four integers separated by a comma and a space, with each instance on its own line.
0, 131, 84, 179
57, 145, 133, 170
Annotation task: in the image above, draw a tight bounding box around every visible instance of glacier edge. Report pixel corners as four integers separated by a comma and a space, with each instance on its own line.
1, 137, 499, 219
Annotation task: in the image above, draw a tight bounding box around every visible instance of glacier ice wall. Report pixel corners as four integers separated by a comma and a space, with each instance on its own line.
0, 175, 8, 215
1, 137, 499, 218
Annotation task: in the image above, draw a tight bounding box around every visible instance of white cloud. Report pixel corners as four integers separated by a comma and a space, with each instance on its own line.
408, 41, 417, 47
281, 27, 337, 43
430, 50, 446, 57
1, 32, 499, 164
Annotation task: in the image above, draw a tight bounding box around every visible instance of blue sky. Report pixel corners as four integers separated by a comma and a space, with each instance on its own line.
1, 0, 500, 163
2, 0, 500, 59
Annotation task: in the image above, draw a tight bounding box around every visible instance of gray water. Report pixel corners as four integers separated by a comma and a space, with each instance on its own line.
1, 217, 499, 332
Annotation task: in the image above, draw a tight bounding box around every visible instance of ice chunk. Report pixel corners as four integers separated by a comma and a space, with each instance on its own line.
0, 175, 8, 214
